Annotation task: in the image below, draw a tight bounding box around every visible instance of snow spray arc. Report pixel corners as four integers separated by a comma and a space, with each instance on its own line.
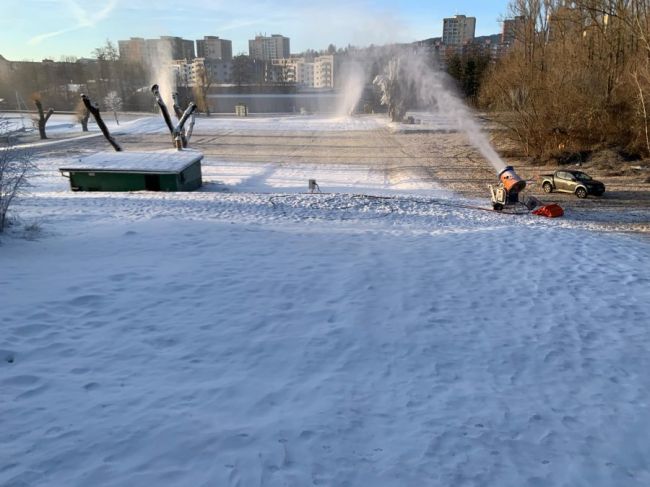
146, 43, 176, 112
334, 60, 366, 117
373, 48, 507, 173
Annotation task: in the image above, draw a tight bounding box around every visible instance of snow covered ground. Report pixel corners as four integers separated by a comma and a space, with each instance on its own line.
192, 114, 391, 133
2, 116, 650, 486
389, 111, 461, 133
0, 112, 153, 153
1, 113, 120, 135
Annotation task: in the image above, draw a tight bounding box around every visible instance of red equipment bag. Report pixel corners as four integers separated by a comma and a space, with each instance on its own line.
532, 204, 564, 218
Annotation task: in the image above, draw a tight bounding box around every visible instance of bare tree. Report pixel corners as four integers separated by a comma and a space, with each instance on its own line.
32, 95, 54, 140
92, 40, 119, 103
481, 0, 650, 158
0, 118, 33, 232
103, 90, 122, 125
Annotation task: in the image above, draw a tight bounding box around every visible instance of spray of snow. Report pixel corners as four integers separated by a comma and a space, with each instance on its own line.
373, 47, 507, 173
405, 52, 506, 173
147, 43, 176, 110
334, 61, 366, 117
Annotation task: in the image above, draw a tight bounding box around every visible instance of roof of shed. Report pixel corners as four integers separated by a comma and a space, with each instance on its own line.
59, 149, 203, 174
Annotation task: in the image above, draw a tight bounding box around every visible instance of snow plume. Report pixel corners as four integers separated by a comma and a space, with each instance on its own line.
334, 60, 366, 117
375, 47, 506, 173
148, 42, 176, 111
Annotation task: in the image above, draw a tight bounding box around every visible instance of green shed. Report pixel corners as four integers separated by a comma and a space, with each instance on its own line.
59, 149, 203, 192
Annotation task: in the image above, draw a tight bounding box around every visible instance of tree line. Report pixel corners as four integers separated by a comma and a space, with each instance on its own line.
479, 0, 650, 159
0, 41, 151, 114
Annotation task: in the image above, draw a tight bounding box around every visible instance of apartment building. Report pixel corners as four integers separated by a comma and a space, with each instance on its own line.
269, 55, 334, 88
314, 55, 333, 88
442, 15, 476, 45
118, 36, 195, 64
171, 58, 233, 86
196, 36, 232, 61
502, 16, 526, 45
249, 35, 290, 61
117, 37, 147, 63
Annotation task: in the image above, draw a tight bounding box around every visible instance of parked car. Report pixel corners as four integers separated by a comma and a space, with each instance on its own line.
540, 170, 605, 198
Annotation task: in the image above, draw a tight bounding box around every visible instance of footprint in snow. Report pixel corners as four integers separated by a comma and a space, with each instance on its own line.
0, 349, 16, 364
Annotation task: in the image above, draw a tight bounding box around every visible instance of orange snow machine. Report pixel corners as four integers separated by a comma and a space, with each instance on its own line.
489, 166, 527, 211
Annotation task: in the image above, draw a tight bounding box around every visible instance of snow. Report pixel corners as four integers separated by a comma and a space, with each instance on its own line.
59, 149, 203, 174
390, 111, 461, 133
1, 113, 155, 152
178, 114, 391, 133
0, 113, 34, 133
203, 161, 445, 195
1, 113, 117, 136
2, 115, 650, 487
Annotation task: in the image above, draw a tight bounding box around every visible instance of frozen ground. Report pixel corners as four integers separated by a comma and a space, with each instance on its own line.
2, 115, 650, 487
193, 114, 391, 133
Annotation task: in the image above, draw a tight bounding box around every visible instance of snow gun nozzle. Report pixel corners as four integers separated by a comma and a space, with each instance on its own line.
498, 166, 526, 194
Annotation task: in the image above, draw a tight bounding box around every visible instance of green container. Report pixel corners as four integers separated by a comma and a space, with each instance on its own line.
59, 150, 203, 192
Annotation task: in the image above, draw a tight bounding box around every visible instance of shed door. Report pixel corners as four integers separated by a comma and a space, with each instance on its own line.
145, 174, 161, 191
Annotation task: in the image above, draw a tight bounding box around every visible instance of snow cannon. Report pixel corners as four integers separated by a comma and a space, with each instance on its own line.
498, 166, 526, 194
151, 84, 197, 149
489, 166, 526, 211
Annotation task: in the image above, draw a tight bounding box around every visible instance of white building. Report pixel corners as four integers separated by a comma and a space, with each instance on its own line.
442, 15, 476, 45
297, 61, 315, 86
314, 55, 334, 88
171, 58, 233, 86
269, 58, 298, 83
270, 55, 334, 88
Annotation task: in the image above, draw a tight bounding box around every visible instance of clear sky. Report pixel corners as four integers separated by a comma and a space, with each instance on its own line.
1, 0, 510, 61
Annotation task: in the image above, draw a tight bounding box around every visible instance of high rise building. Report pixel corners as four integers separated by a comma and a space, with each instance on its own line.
196, 36, 233, 61
118, 36, 195, 64
502, 16, 526, 45
158, 36, 195, 60
248, 35, 290, 61
442, 15, 476, 45
118, 37, 146, 63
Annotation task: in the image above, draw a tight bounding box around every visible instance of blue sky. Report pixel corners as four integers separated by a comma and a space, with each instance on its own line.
1, 0, 509, 61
